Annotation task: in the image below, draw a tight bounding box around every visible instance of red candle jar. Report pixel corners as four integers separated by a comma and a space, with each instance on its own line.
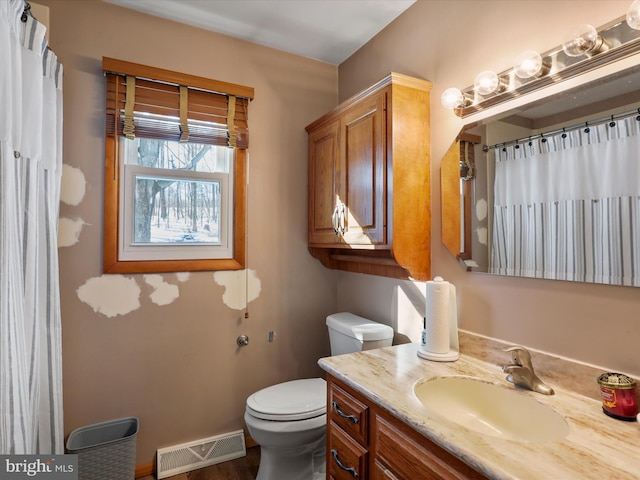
597, 372, 638, 421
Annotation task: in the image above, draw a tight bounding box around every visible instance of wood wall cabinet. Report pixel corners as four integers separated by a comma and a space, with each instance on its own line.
327, 375, 487, 480
306, 73, 432, 281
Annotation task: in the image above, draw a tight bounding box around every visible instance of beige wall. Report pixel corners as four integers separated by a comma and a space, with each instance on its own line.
40, 0, 339, 465
337, 0, 640, 377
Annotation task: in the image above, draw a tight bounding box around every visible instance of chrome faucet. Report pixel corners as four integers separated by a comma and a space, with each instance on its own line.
502, 346, 554, 395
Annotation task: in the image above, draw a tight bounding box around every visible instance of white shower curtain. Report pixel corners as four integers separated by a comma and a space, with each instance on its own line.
491, 117, 640, 286
0, 0, 64, 454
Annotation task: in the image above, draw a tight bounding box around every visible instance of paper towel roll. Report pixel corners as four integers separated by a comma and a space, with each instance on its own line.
424, 276, 450, 354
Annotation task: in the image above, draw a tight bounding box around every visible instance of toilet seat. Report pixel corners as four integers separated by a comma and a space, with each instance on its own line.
246, 378, 326, 421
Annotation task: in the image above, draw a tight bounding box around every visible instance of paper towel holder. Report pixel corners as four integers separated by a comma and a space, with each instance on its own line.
417, 276, 460, 362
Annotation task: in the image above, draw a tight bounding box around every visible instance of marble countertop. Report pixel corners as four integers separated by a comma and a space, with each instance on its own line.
319, 342, 640, 480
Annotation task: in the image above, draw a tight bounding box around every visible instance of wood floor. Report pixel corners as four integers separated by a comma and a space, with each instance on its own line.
139, 446, 260, 480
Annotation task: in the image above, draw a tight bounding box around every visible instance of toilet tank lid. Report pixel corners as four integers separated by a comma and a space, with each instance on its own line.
326, 312, 394, 341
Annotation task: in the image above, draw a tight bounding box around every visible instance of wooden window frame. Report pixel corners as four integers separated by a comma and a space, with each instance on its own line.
102, 58, 254, 274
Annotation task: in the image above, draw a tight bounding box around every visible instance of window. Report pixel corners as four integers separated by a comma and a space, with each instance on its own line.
103, 58, 253, 273
120, 138, 232, 260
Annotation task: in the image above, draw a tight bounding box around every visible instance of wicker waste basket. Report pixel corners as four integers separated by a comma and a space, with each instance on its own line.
66, 417, 139, 480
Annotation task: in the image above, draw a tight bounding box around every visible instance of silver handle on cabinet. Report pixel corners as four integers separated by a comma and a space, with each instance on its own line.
332, 401, 359, 424
337, 202, 346, 235
331, 204, 340, 235
331, 449, 359, 477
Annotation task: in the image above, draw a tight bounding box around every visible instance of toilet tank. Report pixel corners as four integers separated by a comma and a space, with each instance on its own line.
326, 312, 394, 356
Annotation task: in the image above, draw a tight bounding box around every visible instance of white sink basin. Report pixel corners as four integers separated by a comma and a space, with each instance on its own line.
414, 376, 569, 442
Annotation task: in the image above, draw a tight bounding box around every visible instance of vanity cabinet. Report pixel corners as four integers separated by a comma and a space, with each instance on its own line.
327, 375, 487, 480
306, 73, 432, 281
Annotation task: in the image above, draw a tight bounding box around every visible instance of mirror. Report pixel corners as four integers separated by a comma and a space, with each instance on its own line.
442, 58, 640, 287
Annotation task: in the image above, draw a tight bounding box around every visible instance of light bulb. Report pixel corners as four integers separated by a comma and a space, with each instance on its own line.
514, 50, 544, 79
474, 70, 500, 96
441, 87, 465, 109
562, 24, 603, 57
627, 0, 640, 30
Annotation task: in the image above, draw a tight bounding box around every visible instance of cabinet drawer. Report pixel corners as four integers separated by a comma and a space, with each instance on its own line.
328, 382, 369, 445
373, 414, 486, 480
328, 421, 368, 480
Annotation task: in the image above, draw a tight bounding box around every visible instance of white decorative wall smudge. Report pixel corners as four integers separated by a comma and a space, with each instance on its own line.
475, 199, 487, 221
77, 275, 141, 317
475, 199, 488, 245
60, 164, 86, 206
214, 269, 262, 310
175, 272, 190, 282
144, 275, 180, 306
476, 227, 488, 245
58, 217, 87, 247
59, 164, 88, 248
76, 270, 260, 317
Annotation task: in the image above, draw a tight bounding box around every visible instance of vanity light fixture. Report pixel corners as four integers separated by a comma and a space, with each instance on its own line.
442, 3, 640, 117
513, 50, 547, 79
441, 87, 470, 109
562, 24, 608, 57
474, 70, 503, 96
627, 0, 640, 29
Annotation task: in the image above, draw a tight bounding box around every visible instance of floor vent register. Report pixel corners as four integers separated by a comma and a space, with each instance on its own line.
157, 429, 246, 478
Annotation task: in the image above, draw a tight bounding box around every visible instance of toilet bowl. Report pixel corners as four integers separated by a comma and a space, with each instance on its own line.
244, 378, 327, 480
244, 313, 394, 480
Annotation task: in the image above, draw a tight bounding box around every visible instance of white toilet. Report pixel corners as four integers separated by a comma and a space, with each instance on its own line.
244, 312, 394, 480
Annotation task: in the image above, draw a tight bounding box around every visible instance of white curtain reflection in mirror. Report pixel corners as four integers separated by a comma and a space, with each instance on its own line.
491, 118, 640, 286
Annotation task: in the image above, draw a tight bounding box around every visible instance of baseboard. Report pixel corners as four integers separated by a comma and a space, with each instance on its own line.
245, 435, 257, 449
135, 462, 154, 478
135, 434, 257, 478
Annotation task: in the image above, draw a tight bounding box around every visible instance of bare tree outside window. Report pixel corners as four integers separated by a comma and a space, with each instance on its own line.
124, 138, 230, 246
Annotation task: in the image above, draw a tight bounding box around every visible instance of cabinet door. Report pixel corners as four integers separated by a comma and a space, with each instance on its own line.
373, 414, 486, 480
308, 119, 341, 245
341, 91, 387, 246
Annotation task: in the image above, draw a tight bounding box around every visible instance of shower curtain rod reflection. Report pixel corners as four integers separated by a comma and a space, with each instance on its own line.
483, 105, 640, 151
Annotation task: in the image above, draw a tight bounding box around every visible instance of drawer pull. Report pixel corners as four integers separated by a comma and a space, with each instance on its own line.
332, 401, 359, 424
331, 449, 359, 477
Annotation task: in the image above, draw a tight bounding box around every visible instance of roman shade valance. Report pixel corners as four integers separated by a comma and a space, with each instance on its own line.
103, 57, 253, 149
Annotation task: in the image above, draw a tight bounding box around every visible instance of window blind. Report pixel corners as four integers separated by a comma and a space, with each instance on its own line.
103, 57, 252, 149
